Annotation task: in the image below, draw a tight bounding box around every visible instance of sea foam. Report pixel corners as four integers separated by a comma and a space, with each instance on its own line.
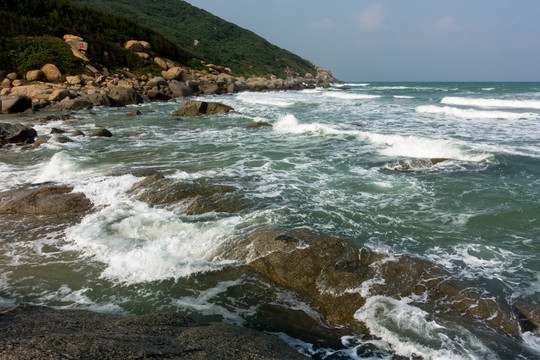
441, 96, 540, 110
416, 105, 537, 120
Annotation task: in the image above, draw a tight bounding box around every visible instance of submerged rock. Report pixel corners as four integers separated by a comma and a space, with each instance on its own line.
174, 100, 234, 116
392, 158, 451, 171
222, 228, 525, 339
129, 174, 244, 215
89, 128, 113, 137
0, 306, 307, 360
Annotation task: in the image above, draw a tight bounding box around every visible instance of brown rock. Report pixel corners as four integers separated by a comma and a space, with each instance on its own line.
248, 122, 273, 128
1, 95, 32, 114
0, 122, 37, 144
40, 64, 62, 82
126, 110, 142, 116
48, 89, 71, 102
124, 40, 144, 52
162, 67, 183, 81
89, 128, 113, 137
154, 57, 168, 70
174, 101, 234, 116
1, 78, 11, 89
25, 70, 43, 82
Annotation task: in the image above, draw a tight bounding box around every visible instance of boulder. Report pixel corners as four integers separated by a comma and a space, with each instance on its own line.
89, 128, 113, 137
128, 174, 244, 215
392, 158, 451, 171
1, 95, 32, 114
126, 110, 141, 116
1, 78, 11, 89
71, 130, 85, 137
316, 79, 331, 88
0, 185, 92, 216
66, 75, 82, 85
84, 92, 115, 107
11, 79, 23, 87
200, 82, 220, 94
169, 80, 193, 97
124, 40, 144, 53
108, 86, 143, 106
33, 134, 73, 148
0, 122, 37, 145
0, 306, 307, 360
162, 67, 183, 81
147, 89, 171, 101
58, 97, 93, 111
40, 64, 62, 82
6, 73, 18, 81
186, 80, 200, 93
25, 70, 43, 82
154, 57, 168, 70
174, 100, 234, 117
248, 122, 273, 128
48, 89, 71, 102
146, 76, 168, 88
139, 41, 151, 51
135, 52, 151, 60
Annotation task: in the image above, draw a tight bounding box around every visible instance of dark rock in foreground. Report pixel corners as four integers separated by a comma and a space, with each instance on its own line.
174, 100, 234, 116
0, 306, 307, 360
0, 95, 32, 114
0, 123, 37, 145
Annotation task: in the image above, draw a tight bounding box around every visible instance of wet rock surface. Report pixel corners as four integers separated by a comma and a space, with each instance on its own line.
0, 122, 37, 145
0, 306, 307, 360
392, 158, 452, 171
222, 228, 527, 339
174, 100, 234, 116
129, 174, 245, 215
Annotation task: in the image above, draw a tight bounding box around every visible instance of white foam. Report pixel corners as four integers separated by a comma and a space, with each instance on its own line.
416, 105, 537, 120
523, 331, 540, 355
338, 83, 370, 87
64, 201, 241, 284
394, 95, 415, 99
324, 92, 382, 100
441, 96, 540, 110
237, 93, 295, 107
354, 296, 496, 359
273, 114, 342, 135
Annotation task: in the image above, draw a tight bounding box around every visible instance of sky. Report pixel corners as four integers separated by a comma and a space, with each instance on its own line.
186, 0, 540, 82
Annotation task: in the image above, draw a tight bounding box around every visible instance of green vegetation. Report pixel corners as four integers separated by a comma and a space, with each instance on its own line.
70, 0, 317, 78
0, 36, 82, 75
0, 0, 198, 74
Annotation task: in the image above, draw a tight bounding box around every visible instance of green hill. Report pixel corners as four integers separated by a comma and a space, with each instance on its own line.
70, 0, 317, 78
0, 0, 198, 75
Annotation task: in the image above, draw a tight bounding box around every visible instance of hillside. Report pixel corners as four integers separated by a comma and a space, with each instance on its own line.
0, 0, 199, 75
70, 0, 317, 78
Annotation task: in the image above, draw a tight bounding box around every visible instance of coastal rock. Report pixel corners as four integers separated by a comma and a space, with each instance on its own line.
514, 302, 540, 332
316, 79, 330, 88
1, 95, 32, 114
0, 185, 92, 216
147, 76, 168, 88
71, 130, 85, 137
84, 92, 115, 107
174, 100, 234, 117
222, 229, 524, 338
89, 128, 113, 137
169, 80, 193, 97
33, 134, 73, 148
124, 40, 144, 53
1, 78, 11, 89
248, 122, 273, 128
0, 306, 307, 360
6, 73, 18, 81
48, 89, 71, 102
200, 82, 220, 95
108, 86, 143, 106
58, 97, 93, 111
0, 123, 37, 145
162, 67, 183, 81
392, 158, 451, 171
126, 110, 141, 116
66, 75, 82, 85
129, 174, 244, 215
40, 64, 62, 82
25, 70, 43, 82
147, 89, 171, 101
154, 57, 168, 70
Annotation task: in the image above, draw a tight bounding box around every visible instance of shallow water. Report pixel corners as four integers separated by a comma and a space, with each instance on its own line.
1, 82, 539, 359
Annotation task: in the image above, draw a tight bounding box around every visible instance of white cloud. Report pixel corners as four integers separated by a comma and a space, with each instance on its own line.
357, 3, 387, 30
311, 18, 334, 29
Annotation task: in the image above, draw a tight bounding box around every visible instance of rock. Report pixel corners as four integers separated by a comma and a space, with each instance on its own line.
0, 123, 37, 145
227, 82, 241, 94
514, 302, 540, 332
162, 67, 183, 81
58, 97, 93, 111
316, 79, 330, 88
147, 89, 171, 101
0, 306, 307, 360
129, 174, 244, 215
71, 130, 85, 137
392, 158, 452, 171
50, 128, 65, 134
66, 75, 82, 85
33, 135, 73, 148
1, 78, 11, 89
84, 92, 115, 107
40, 64, 62, 82
135, 51, 150, 60
48, 89, 71, 102
222, 229, 524, 338
124, 40, 144, 52
146, 76, 168, 88
6, 73, 18, 81
154, 57, 168, 70
248, 122, 273, 128
0, 185, 92, 216
25, 70, 43, 82
89, 128, 113, 137
108, 86, 143, 106
174, 101, 234, 117
169, 80, 193, 97
11, 79, 23, 87
1, 95, 32, 114
186, 80, 200, 92
200, 82, 220, 94
126, 110, 141, 116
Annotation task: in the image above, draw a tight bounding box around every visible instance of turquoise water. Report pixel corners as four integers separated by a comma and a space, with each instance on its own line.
1, 82, 539, 359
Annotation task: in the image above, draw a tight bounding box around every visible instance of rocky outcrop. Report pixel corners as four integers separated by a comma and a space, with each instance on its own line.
0, 185, 92, 216
392, 158, 452, 171
174, 101, 234, 117
108, 86, 143, 106
129, 174, 245, 215
0, 122, 37, 145
221, 229, 527, 338
40, 64, 62, 82
0, 306, 307, 360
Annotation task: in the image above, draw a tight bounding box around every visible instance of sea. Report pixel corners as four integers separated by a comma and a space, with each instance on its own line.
1, 82, 539, 359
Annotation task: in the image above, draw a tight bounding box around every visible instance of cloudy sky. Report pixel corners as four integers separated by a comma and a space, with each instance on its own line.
186, 0, 540, 82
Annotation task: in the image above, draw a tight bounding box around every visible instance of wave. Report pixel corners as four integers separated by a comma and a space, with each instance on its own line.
441, 96, 540, 110
273, 115, 489, 161
394, 95, 415, 99
324, 92, 382, 100
354, 296, 497, 359
237, 93, 294, 107
337, 83, 370, 87
416, 105, 537, 120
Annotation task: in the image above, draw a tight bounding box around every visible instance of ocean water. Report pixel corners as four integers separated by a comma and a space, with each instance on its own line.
1, 82, 539, 359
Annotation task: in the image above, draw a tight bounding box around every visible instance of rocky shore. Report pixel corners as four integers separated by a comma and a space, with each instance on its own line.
0, 37, 338, 115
